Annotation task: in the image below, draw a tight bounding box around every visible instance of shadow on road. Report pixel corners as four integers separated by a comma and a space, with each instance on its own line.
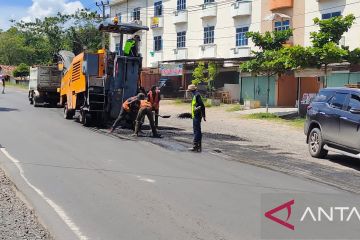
327, 154, 360, 171
96, 121, 360, 193
0, 107, 18, 112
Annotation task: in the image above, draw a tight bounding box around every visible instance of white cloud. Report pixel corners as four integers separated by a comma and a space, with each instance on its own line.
23, 0, 84, 22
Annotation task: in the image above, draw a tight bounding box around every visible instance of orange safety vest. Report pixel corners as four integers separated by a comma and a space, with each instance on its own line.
122, 96, 137, 112
140, 100, 152, 109
148, 90, 160, 110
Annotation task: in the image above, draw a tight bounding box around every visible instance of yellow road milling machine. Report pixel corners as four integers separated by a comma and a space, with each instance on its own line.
58, 20, 149, 126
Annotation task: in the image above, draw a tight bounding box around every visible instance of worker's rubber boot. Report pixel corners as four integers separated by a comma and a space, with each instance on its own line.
151, 128, 162, 138
134, 122, 140, 137
189, 142, 200, 152
152, 133, 162, 138
198, 141, 202, 152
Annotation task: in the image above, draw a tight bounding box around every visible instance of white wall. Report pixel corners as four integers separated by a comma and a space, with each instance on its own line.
110, 0, 261, 67
304, 0, 360, 50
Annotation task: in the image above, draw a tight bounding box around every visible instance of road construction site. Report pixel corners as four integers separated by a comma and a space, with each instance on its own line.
101, 100, 360, 194
2, 20, 360, 239
1, 87, 356, 240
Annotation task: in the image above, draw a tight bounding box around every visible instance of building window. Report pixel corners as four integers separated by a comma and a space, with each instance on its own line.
236, 27, 249, 47
154, 1, 163, 16
177, 0, 186, 10
132, 7, 141, 21
204, 0, 215, 3
322, 11, 341, 20
274, 20, 290, 31
154, 36, 162, 51
177, 31, 186, 48
204, 26, 215, 44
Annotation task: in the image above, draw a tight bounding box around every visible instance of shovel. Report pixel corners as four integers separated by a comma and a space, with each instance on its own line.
156, 114, 171, 118
177, 113, 192, 119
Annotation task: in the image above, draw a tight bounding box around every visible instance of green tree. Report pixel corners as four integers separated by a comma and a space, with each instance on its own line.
241, 30, 293, 112
309, 14, 355, 86
63, 10, 104, 54
207, 62, 217, 93
347, 48, 360, 65
12, 9, 103, 64
192, 62, 218, 95
246, 29, 293, 51
0, 28, 34, 65
192, 62, 206, 86
13, 63, 30, 79
311, 14, 356, 48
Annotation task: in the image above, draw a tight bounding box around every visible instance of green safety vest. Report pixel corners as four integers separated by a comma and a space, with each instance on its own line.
124, 40, 136, 55
192, 93, 205, 118
191, 95, 196, 118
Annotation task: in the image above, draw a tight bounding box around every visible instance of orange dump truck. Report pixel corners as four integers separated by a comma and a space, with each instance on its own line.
58, 50, 106, 126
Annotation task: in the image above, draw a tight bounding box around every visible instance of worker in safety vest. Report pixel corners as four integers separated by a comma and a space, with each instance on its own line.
110, 93, 145, 133
147, 85, 161, 127
187, 84, 206, 152
124, 35, 141, 57
133, 100, 161, 138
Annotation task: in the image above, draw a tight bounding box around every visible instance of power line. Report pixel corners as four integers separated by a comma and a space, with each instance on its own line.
96, 1, 110, 49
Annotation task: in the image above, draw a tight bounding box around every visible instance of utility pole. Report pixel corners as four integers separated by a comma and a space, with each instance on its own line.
96, 1, 110, 49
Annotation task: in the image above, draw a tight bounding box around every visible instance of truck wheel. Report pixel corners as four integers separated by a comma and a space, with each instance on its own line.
79, 110, 85, 124
64, 104, 73, 119
308, 128, 328, 158
83, 113, 92, 127
79, 110, 91, 126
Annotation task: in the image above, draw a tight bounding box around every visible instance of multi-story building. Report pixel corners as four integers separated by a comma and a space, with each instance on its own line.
109, 0, 360, 107
110, 0, 261, 68
305, 0, 360, 50
244, 0, 360, 106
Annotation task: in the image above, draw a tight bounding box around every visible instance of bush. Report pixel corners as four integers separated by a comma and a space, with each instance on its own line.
13, 63, 30, 79
246, 113, 279, 119
226, 105, 243, 112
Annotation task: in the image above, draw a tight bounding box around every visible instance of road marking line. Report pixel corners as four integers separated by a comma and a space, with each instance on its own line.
0, 148, 88, 240
136, 175, 156, 183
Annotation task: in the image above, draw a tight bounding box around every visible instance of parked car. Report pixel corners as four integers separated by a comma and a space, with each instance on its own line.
304, 87, 360, 159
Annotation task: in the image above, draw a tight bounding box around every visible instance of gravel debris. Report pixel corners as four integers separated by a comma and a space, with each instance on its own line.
0, 168, 52, 240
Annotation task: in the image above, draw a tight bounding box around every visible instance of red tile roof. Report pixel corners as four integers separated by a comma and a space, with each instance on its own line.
0, 65, 16, 76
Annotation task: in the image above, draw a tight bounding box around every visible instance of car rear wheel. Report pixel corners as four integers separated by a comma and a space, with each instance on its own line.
308, 128, 328, 158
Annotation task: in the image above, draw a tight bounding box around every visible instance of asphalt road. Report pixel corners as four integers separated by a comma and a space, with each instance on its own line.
0, 88, 351, 240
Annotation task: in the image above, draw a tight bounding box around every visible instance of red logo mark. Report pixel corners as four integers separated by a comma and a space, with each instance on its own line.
265, 200, 295, 230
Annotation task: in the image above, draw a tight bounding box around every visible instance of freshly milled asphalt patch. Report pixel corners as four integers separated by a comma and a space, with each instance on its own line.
0, 168, 52, 240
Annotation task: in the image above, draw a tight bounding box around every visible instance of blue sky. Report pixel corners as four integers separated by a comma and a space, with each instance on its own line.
0, 0, 99, 30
